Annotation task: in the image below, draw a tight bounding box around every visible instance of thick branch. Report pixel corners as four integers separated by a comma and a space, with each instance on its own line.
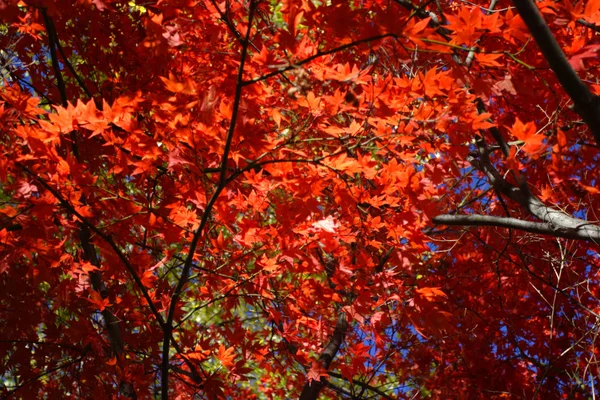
41, 9, 67, 106
512, 0, 600, 145
392, 0, 443, 25
299, 312, 349, 400
433, 214, 600, 241
79, 225, 125, 354
577, 18, 600, 33
434, 137, 600, 242
475, 98, 510, 156
476, 138, 600, 238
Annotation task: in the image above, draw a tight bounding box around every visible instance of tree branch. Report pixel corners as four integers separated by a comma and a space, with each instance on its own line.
433, 214, 600, 241
160, 2, 257, 398
299, 312, 349, 400
392, 0, 443, 25
19, 163, 165, 325
241, 33, 395, 87
327, 371, 395, 400
511, 0, 600, 145
577, 18, 600, 33
434, 136, 600, 242
53, 27, 94, 99
19, 163, 205, 393
41, 8, 67, 107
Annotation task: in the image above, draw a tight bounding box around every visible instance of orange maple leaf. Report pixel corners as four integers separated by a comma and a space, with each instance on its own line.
297, 91, 321, 110
159, 72, 197, 94
217, 345, 236, 368
259, 255, 280, 273
85, 291, 111, 312
141, 269, 157, 288
186, 345, 211, 362
509, 118, 546, 159
415, 287, 447, 301
474, 52, 503, 67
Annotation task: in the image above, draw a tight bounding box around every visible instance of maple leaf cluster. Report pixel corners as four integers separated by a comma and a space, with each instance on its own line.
2, 0, 600, 399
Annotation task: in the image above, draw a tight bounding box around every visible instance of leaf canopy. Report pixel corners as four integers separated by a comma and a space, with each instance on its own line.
2, 0, 600, 399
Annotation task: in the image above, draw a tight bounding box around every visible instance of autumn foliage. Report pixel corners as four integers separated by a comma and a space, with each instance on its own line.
3, 0, 600, 398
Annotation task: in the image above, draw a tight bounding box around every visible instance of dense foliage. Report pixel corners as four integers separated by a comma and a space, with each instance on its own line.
3, 0, 600, 398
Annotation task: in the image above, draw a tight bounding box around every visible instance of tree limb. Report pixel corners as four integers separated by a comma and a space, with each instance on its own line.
511, 0, 600, 145
433, 214, 600, 241
41, 9, 67, 107
299, 312, 349, 400
327, 371, 395, 400
434, 136, 600, 242
160, 2, 257, 398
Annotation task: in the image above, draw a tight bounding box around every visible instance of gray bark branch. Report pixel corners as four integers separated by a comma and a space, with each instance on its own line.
433, 137, 600, 242
433, 214, 600, 241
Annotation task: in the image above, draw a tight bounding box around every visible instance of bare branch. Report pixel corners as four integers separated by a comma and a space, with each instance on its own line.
327, 371, 395, 400
242, 33, 395, 86
433, 214, 600, 241
433, 136, 600, 242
